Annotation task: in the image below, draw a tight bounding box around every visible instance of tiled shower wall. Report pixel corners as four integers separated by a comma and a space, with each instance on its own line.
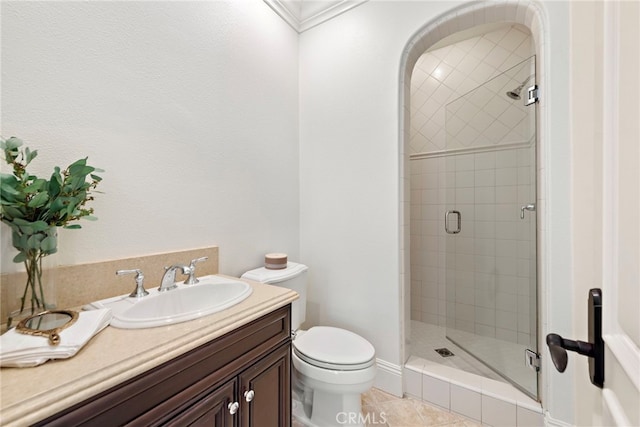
409, 24, 536, 347
410, 146, 536, 346
410, 25, 533, 154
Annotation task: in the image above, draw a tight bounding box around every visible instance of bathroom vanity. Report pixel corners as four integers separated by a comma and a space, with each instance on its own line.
38, 306, 291, 426
0, 277, 297, 427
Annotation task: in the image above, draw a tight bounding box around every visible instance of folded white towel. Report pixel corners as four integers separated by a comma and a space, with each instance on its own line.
0, 309, 112, 368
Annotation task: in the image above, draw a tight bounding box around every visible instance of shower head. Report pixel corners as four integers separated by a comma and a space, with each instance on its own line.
506, 90, 522, 100
506, 75, 534, 101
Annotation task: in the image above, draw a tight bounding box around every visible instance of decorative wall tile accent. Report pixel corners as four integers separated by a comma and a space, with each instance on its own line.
410, 25, 533, 155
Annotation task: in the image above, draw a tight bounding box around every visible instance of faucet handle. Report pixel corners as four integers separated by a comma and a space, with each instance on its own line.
116, 269, 149, 298
184, 256, 208, 285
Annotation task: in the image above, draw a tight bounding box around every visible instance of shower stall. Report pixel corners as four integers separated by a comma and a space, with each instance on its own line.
409, 27, 539, 399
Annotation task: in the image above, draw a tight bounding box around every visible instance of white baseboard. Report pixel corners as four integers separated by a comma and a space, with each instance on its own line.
374, 358, 403, 397
544, 412, 574, 427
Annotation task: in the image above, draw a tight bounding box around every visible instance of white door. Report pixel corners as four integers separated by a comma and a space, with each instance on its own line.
601, 1, 640, 425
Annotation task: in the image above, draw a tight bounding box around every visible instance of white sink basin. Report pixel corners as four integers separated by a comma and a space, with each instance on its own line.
86, 275, 253, 329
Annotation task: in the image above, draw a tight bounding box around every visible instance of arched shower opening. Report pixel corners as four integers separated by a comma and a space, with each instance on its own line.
398, 1, 549, 421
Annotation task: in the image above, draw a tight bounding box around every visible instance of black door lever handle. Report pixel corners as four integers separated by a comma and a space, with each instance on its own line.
545, 288, 604, 388
546, 333, 594, 372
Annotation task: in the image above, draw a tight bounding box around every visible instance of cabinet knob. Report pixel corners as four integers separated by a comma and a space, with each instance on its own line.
228, 401, 239, 415
244, 390, 255, 402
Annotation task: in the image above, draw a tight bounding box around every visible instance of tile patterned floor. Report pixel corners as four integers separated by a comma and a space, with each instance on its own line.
361, 388, 482, 427
293, 387, 481, 427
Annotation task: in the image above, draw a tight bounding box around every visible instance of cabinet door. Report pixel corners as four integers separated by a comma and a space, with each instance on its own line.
164, 379, 237, 427
239, 343, 291, 427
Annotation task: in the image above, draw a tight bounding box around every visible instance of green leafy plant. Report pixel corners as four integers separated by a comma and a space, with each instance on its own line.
0, 136, 103, 325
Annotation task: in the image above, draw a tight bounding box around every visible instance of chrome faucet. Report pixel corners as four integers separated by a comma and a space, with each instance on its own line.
116, 268, 149, 298
159, 264, 190, 292
184, 256, 208, 285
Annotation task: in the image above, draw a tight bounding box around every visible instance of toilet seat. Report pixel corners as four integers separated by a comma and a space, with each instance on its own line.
293, 326, 375, 371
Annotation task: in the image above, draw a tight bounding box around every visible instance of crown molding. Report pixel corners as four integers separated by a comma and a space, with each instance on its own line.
264, 0, 368, 33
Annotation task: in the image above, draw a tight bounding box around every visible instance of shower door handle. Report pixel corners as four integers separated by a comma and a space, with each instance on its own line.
445, 210, 461, 234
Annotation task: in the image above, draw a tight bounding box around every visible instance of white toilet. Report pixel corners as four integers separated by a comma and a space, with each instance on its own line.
241, 262, 376, 427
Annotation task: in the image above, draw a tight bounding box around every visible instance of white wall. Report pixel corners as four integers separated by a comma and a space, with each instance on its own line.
299, 0, 463, 384
0, 1, 300, 277
569, 2, 605, 425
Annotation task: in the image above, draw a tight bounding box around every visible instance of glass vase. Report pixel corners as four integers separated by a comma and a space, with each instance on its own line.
7, 247, 58, 328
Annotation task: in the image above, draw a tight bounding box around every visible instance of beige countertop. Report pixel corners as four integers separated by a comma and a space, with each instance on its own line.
0, 277, 297, 427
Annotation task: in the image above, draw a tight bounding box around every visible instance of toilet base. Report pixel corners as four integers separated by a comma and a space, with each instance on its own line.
292, 389, 321, 427
313, 389, 364, 427
293, 389, 367, 427
293, 370, 372, 427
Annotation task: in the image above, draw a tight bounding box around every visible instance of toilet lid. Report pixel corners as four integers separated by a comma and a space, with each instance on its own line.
293, 326, 375, 370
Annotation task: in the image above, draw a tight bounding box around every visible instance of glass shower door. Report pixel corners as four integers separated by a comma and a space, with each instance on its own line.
443, 56, 538, 398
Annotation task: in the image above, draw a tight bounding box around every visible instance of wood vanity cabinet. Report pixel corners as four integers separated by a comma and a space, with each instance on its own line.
35, 305, 292, 427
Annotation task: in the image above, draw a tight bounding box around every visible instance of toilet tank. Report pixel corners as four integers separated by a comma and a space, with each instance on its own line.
241, 262, 308, 331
